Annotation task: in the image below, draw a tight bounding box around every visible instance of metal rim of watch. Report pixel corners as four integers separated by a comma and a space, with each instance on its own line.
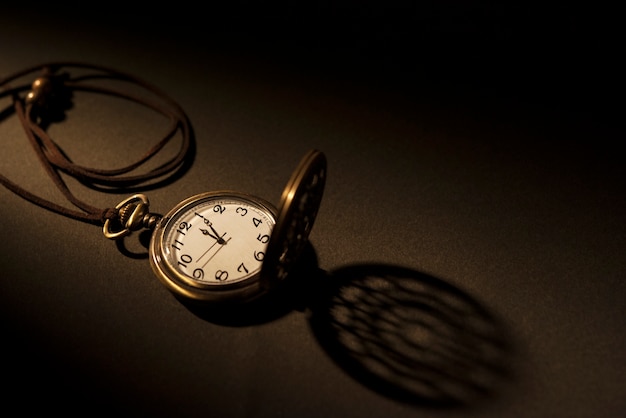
260, 149, 327, 288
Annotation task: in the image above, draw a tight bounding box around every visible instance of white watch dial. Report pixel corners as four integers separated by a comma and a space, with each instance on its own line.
150, 192, 276, 302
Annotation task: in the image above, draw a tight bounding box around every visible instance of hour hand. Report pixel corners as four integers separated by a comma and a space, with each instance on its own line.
200, 224, 227, 245
200, 228, 219, 240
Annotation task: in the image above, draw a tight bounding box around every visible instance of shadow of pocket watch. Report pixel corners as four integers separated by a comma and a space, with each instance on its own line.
104, 149, 326, 306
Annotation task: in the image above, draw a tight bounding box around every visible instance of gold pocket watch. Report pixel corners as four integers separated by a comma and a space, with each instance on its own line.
2, 63, 326, 306
104, 149, 326, 305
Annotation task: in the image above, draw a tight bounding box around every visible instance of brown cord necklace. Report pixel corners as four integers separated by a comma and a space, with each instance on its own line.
0, 62, 192, 226
1, 62, 327, 306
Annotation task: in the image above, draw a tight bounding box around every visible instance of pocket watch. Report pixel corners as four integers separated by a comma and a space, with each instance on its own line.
2, 63, 326, 307
104, 149, 326, 305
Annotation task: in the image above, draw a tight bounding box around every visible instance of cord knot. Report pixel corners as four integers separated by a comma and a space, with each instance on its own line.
25, 68, 72, 122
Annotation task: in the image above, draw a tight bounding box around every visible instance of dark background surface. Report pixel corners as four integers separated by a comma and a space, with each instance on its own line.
1, 3, 624, 417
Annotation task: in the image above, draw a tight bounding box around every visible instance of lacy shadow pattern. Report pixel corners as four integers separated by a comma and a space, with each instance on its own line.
308, 264, 514, 408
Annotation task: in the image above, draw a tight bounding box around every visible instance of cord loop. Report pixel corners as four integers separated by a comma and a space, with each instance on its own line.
0, 62, 193, 226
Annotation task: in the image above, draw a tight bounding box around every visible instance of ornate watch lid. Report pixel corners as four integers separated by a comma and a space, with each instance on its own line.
261, 149, 327, 288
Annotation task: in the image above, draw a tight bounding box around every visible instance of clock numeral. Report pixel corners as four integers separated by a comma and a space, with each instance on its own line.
178, 222, 192, 235
193, 268, 204, 280
254, 251, 264, 261
253, 217, 262, 227
213, 205, 225, 214
257, 233, 270, 244
215, 270, 229, 281
237, 263, 249, 274
172, 239, 184, 251
236, 207, 248, 216
178, 254, 193, 268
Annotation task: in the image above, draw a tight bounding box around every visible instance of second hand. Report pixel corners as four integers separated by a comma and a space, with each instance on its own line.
201, 237, 232, 268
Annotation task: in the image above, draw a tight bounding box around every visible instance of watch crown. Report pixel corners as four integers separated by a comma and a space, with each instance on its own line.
118, 203, 136, 225
103, 194, 154, 240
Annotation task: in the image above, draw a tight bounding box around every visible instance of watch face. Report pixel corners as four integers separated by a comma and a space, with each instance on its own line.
150, 191, 276, 303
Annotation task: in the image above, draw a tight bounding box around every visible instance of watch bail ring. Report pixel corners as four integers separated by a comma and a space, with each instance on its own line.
103, 194, 156, 240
